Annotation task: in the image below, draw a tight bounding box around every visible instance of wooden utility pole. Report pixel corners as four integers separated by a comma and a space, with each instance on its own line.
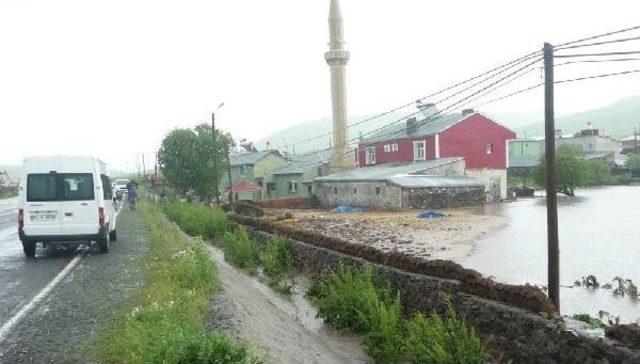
212, 112, 220, 205
543, 42, 560, 312
225, 143, 233, 209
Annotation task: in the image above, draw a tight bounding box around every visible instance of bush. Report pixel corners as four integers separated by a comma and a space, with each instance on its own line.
261, 236, 295, 279
308, 265, 485, 363
405, 300, 485, 364
220, 228, 259, 274
163, 201, 230, 238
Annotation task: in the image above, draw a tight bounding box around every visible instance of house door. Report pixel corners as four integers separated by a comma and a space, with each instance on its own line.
489, 177, 501, 202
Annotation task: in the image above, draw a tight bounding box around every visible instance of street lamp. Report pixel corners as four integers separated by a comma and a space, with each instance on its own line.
212, 102, 225, 205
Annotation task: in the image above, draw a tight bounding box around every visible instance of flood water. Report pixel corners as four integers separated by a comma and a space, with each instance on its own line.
459, 186, 640, 323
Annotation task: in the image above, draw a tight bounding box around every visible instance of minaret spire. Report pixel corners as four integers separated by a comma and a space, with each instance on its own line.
325, 0, 351, 171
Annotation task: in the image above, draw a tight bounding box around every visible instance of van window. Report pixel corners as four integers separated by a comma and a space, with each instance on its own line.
101, 175, 112, 199
27, 173, 95, 202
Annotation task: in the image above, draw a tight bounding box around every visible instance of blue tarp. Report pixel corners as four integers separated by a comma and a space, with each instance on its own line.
331, 205, 364, 213
417, 210, 445, 219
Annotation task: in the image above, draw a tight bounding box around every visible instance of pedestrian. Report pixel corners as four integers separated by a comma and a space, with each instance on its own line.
128, 185, 138, 212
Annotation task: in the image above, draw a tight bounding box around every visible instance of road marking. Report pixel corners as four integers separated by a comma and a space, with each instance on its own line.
0, 250, 85, 344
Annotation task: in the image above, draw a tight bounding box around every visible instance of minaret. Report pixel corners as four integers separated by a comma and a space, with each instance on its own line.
325, 0, 351, 171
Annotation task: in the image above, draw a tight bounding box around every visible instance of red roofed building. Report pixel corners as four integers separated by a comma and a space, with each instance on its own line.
357, 106, 516, 200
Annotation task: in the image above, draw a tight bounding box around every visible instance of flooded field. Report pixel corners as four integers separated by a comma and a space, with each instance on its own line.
459, 186, 640, 323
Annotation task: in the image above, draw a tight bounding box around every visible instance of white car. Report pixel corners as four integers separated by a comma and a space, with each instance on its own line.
18, 156, 118, 257
113, 178, 129, 200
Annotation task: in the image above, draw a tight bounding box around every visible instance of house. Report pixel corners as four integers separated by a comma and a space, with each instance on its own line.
555, 125, 622, 166
314, 157, 485, 209
223, 150, 288, 201
270, 149, 331, 199
357, 106, 516, 201
508, 138, 544, 173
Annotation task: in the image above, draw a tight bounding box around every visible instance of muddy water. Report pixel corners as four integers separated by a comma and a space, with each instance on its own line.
205, 245, 371, 364
459, 186, 640, 323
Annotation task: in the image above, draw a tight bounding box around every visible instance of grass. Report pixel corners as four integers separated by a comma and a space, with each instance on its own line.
96, 203, 252, 363
261, 236, 295, 292
163, 201, 230, 239
571, 313, 607, 329
220, 228, 259, 274
0, 190, 17, 199
307, 265, 485, 363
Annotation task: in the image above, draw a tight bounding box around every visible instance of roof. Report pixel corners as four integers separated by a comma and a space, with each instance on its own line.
362, 113, 464, 143
273, 149, 332, 175
228, 180, 263, 193
314, 157, 464, 182
229, 151, 280, 167
387, 175, 484, 188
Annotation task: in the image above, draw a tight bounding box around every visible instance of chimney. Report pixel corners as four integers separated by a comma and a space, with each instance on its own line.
416, 102, 437, 120
461, 108, 475, 117
406, 117, 418, 134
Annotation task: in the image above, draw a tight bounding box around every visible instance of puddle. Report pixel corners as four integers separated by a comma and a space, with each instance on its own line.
205, 244, 371, 364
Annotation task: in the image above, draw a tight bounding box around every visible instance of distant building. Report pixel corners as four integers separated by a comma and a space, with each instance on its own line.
271, 150, 331, 200
314, 157, 485, 209
621, 135, 639, 154
223, 150, 288, 201
508, 138, 544, 173
357, 106, 516, 201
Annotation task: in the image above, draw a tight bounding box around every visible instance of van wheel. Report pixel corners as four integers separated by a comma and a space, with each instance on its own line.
109, 229, 117, 242
23, 241, 36, 258
97, 233, 110, 254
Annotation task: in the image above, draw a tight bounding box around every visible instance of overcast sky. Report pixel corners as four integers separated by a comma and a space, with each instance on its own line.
1, 0, 639, 171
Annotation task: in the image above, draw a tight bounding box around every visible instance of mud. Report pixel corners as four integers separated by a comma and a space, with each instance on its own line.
606, 324, 640, 349
233, 215, 556, 314
205, 244, 371, 364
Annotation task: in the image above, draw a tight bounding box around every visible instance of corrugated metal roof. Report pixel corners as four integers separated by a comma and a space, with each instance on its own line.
273, 149, 331, 175
229, 151, 278, 167
314, 157, 464, 182
362, 113, 464, 143
387, 175, 484, 188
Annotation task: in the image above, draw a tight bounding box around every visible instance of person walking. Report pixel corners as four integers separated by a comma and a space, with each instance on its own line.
128, 185, 139, 212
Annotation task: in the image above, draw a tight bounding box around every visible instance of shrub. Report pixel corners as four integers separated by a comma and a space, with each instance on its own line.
405, 300, 485, 364
220, 228, 258, 274
163, 201, 230, 238
572, 313, 607, 329
261, 236, 295, 279
359, 291, 405, 363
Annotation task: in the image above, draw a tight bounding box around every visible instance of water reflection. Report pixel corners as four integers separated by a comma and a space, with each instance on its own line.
459, 186, 640, 323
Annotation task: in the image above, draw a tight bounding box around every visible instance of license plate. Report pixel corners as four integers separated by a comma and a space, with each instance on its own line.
31, 214, 56, 222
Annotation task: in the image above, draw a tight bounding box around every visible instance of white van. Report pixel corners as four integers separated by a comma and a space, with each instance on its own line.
18, 156, 117, 257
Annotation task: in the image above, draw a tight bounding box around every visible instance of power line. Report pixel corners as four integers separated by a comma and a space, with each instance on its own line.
269, 50, 541, 151
555, 50, 640, 58
555, 57, 640, 67
555, 25, 640, 48
554, 35, 640, 50
555, 69, 640, 84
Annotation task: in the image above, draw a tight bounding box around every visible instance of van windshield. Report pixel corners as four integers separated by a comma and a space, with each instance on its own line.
27, 173, 95, 202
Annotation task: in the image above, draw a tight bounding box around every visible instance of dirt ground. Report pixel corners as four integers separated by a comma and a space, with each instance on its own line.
265, 208, 506, 261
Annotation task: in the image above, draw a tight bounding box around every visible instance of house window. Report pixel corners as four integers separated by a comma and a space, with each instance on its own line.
240, 165, 247, 177
383, 145, 390, 153
288, 181, 298, 193
375, 187, 381, 195
392, 143, 398, 152
333, 187, 338, 196
485, 143, 493, 154
352, 188, 357, 194
413, 141, 426, 161
365, 147, 376, 165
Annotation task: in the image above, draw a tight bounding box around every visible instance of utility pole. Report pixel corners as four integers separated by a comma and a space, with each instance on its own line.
212, 112, 220, 205
635, 126, 638, 153
211, 103, 225, 205
225, 143, 233, 209
543, 42, 560, 313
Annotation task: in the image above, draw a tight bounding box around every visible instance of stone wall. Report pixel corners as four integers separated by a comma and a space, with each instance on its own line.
403, 186, 485, 209
314, 181, 402, 209
466, 168, 508, 201
240, 222, 640, 363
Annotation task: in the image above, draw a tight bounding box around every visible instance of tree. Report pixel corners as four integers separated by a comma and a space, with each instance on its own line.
533, 145, 587, 196
627, 153, 640, 171
157, 123, 233, 200
584, 158, 614, 186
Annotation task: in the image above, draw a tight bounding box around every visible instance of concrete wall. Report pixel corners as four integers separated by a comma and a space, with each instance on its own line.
243, 226, 640, 363
402, 186, 486, 209
466, 168, 507, 201
315, 181, 402, 208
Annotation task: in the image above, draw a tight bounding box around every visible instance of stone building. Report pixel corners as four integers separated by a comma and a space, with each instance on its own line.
223, 150, 288, 201
270, 150, 331, 199
313, 157, 485, 209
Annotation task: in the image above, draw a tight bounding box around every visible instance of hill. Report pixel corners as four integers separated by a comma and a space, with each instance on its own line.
256, 96, 640, 153
514, 96, 640, 139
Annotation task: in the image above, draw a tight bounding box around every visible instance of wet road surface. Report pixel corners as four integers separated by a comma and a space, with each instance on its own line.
0, 197, 77, 327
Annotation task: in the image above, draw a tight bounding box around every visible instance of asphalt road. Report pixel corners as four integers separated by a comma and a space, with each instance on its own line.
0, 200, 149, 363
